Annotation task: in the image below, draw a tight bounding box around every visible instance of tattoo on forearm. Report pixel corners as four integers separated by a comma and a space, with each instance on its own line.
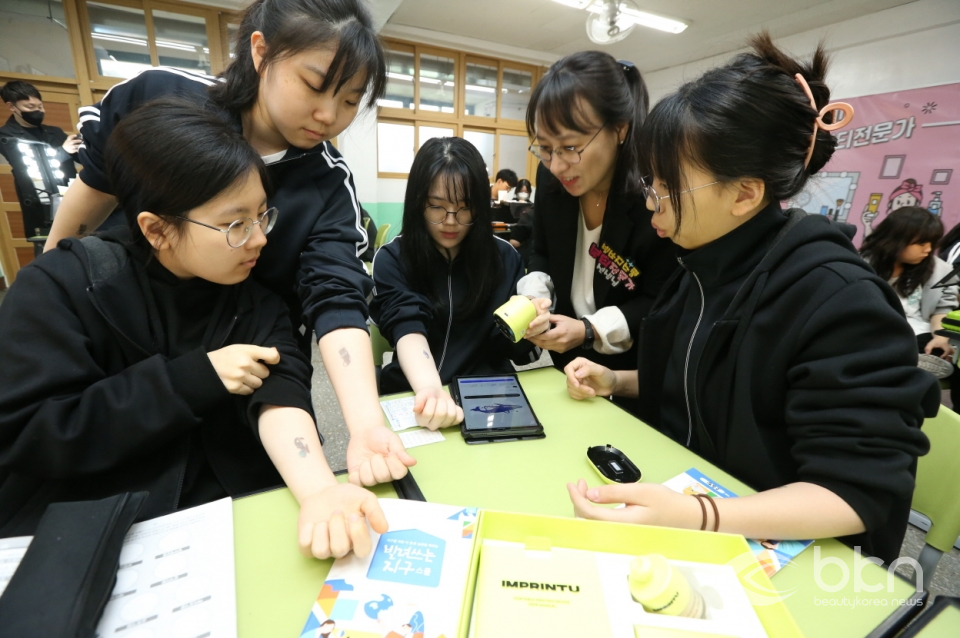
77, 224, 87, 236
294, 437, 309, 457
339, 347, 351, 367
423, 349, 430, 359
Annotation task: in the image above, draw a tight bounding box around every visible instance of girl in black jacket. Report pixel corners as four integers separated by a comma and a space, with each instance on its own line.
564, 34, 935, 563
519, 52, 677, 374
43, 0, 414, 489
0, 101, 385, 560
370, 137, 543, 428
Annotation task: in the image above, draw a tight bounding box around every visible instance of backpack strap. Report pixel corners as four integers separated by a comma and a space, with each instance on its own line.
79, 235, 127, 286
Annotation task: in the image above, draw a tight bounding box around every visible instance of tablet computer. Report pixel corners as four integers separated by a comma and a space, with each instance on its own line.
451, 374, 545, 444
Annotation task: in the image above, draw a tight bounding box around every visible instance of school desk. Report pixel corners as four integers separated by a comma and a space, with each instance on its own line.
233, 367, 917, 637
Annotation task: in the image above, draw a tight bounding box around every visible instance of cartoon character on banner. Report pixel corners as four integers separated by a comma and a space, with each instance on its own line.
863, 178, 924, 237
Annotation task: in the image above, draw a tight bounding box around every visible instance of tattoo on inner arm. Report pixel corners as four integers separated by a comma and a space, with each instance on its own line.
339, 347, 351, 367
77, 224, 87, 236
294, 437, 309, 457
423, 349, 430, 359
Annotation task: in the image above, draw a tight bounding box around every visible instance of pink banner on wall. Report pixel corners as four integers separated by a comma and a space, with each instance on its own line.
785, 83, 960, 245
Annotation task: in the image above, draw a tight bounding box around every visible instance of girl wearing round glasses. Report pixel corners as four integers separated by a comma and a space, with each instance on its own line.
0, 101, 386, 559
370, 138, 543, 429
43, 0, 414, 490
564, 35, 934, 564
517, 51, 677, 406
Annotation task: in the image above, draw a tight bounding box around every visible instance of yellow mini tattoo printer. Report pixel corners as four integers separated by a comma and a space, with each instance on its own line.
493, 296, 538, 343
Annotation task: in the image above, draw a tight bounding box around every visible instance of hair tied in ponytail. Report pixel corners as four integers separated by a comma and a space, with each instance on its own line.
794, 73, 855, 169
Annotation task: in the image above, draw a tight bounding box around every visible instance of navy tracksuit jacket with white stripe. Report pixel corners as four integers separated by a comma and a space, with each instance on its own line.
77, 68, 372, 346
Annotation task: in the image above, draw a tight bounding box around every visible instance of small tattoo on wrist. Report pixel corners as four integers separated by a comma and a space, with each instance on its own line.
339, 347, 351, 367
294, 437, 309, 457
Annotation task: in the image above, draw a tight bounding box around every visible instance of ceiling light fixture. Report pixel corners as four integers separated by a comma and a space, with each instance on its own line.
552, 0, 687, 36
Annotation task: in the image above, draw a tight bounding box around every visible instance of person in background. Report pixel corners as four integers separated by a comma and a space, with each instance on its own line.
513, 178, 533, 201
509, 179, 536, 268
0, 81, 81, 235
861, 206, 959, 399
41, 0, 416, 490
370, 137, 543, 428
490, 168, 518, 202
519, 51, 677, 397
0, 80, 81, 163
564, 34, 935, 564
0, 100, 386, 559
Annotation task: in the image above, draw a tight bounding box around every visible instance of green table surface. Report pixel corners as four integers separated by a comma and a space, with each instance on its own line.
233, 367, 916, 637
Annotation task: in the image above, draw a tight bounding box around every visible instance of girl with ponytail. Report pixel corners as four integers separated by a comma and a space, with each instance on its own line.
46, 0, 415, 495
565, 33, 934, 564
518, 52, 677, 407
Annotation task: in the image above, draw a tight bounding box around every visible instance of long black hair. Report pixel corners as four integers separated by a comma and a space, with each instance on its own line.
526, 51, 648, 197
210, 0, 386, 113
399, 137, 501, 319
106, 98, 268, 250
640, 32, 837, 230
861, 206, 943, 296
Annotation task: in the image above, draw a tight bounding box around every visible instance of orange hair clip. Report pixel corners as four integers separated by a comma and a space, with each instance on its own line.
794, 73, 855, 169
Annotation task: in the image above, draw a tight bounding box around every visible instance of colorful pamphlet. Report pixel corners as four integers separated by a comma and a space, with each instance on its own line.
299, 499, 477, 638
663, 469, 813, 576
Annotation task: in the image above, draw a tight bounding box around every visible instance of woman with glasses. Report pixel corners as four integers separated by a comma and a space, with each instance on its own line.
517, 51, 677, 398
370, 138, 543, 427
563, 35, 935, 564
0, 101, 388, 559
42, 0, 416, 490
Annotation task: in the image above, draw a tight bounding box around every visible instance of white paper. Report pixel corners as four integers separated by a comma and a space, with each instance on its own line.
0, 536, 31, 598
381, 396, 419, 432
95, 497, 237, 638
399, 429, 446, 449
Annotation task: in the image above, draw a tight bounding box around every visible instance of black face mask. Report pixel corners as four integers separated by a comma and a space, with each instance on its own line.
18, 109, 44, 127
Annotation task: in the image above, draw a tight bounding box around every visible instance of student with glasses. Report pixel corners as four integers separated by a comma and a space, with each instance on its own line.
0, 101, 388, 558
43, 0, 417, 490
517, 52, 677, 405
370, 138, 543, 427
563, 35, 935, 564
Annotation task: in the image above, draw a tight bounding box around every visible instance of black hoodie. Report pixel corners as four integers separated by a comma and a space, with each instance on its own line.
637, 203, 936, 563
370, 236, 539, 394
0, 228, 314, 535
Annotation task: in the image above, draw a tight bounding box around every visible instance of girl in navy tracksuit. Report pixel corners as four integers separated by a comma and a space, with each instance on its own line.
45, 0, 415, 487
370, 137, 541, 430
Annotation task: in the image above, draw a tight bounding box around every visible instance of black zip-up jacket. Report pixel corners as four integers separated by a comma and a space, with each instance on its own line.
0, 228, 314, 535
528, 163, 677, 371
637, 203, 936, 563
370, 236, 539, 394
76, 68, 372, 347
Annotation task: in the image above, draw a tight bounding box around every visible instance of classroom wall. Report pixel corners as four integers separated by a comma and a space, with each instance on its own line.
643, 0, 960, 103
341, 0, 960, 239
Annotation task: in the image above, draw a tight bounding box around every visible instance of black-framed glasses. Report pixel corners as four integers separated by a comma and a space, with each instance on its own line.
640, 177, 719, 214
425, 205, 474, 226
174, 207, 278, 248
529, 124, 606, 165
